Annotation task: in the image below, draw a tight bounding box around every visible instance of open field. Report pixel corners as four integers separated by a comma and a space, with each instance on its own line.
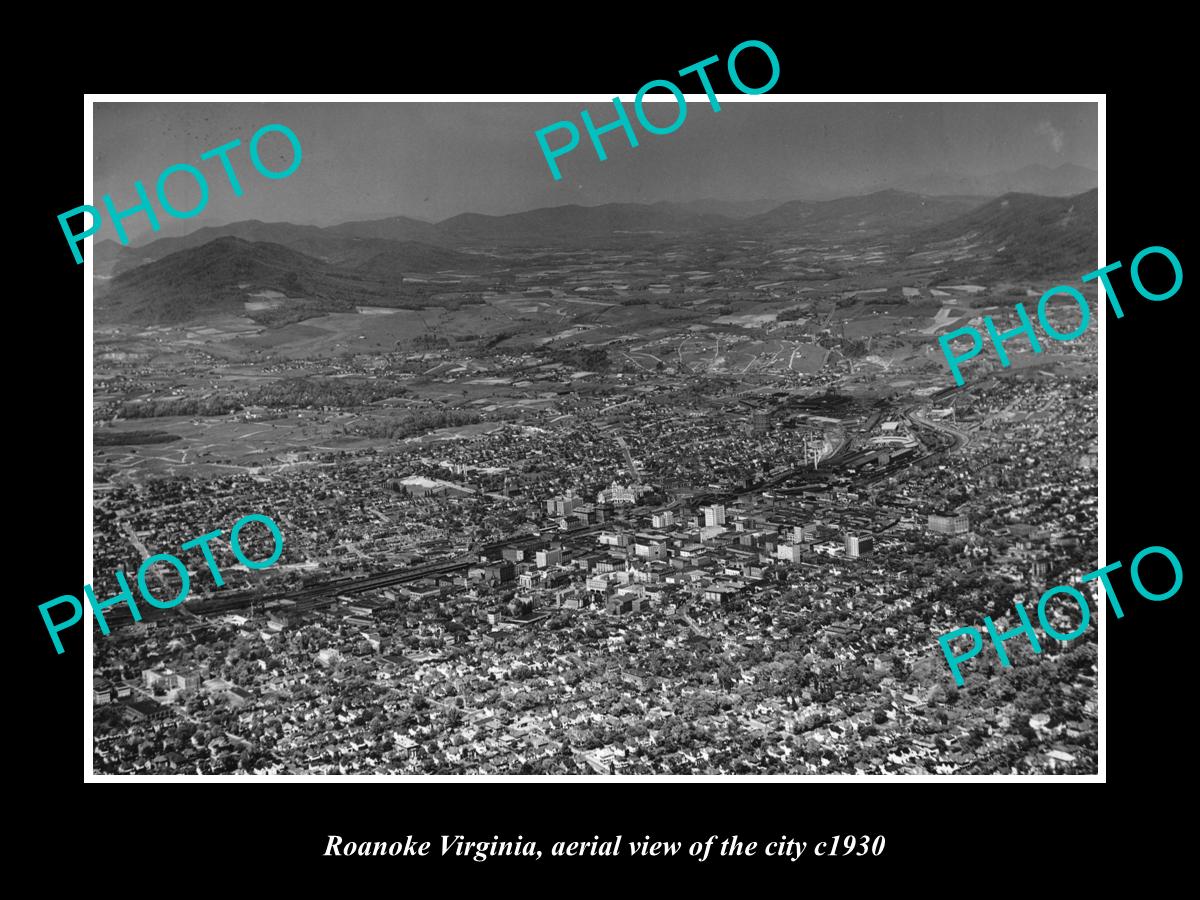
93, 212, 1097, 483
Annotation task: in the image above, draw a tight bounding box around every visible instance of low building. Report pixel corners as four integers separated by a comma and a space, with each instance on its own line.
316, 648, 343, 668
93, 678, 113, 706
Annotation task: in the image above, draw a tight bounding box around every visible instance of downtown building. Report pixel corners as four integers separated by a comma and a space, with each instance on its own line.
928, 513, 970, 535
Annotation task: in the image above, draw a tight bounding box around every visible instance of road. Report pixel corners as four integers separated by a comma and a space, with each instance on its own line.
909, 410, 970, 452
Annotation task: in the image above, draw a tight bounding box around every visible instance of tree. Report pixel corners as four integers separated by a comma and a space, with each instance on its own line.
716, 661, 736, 691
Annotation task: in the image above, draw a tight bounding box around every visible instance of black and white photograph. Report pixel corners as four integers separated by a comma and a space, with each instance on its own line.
83, 97, 1104, 778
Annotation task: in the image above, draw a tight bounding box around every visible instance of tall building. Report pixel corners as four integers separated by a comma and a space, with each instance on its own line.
793, 524, 818, 544
652, 509, 674, 529
703, 504, 726, 528
776, 543, 804, 563
928, 514, 970, 535
751, 409, 771, 435
546, 495, 575, 517
845, 534, 873, 558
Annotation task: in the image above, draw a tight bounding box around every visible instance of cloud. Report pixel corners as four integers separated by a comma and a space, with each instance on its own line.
1036, 120, 1065, 153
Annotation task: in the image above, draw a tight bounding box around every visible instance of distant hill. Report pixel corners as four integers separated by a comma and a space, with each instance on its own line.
97, 237, 394, 324
436, 202, 731, 245
356, 241, 500, 276
109, 217, 492, 275
895, 164, 1097, 198
745, 190, 984, 237
326, 215, 442, 244
909, 188, 1098, 279
278, 235, 500, 273
92, 239, 124, 277
666, 198, 786, 219
110, 221, 330, 275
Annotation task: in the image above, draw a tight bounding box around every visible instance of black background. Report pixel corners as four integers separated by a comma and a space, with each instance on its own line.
19, 20, 1190, 885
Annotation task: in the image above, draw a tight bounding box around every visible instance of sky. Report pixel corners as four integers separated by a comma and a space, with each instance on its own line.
93, 100, 1098, 244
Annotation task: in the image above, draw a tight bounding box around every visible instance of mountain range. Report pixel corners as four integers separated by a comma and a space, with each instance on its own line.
96, 165, 1098, 276
98, 190, 977, 284
437, 202, 732, 246
909, 188, 1097, 278
94, 187, 1099, 324
97, 203, 736, 276
741, 190, 984, 237
891, 164, 1097, 198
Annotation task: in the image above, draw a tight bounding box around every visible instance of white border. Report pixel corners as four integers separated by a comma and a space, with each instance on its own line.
83, 93, 1106, 783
